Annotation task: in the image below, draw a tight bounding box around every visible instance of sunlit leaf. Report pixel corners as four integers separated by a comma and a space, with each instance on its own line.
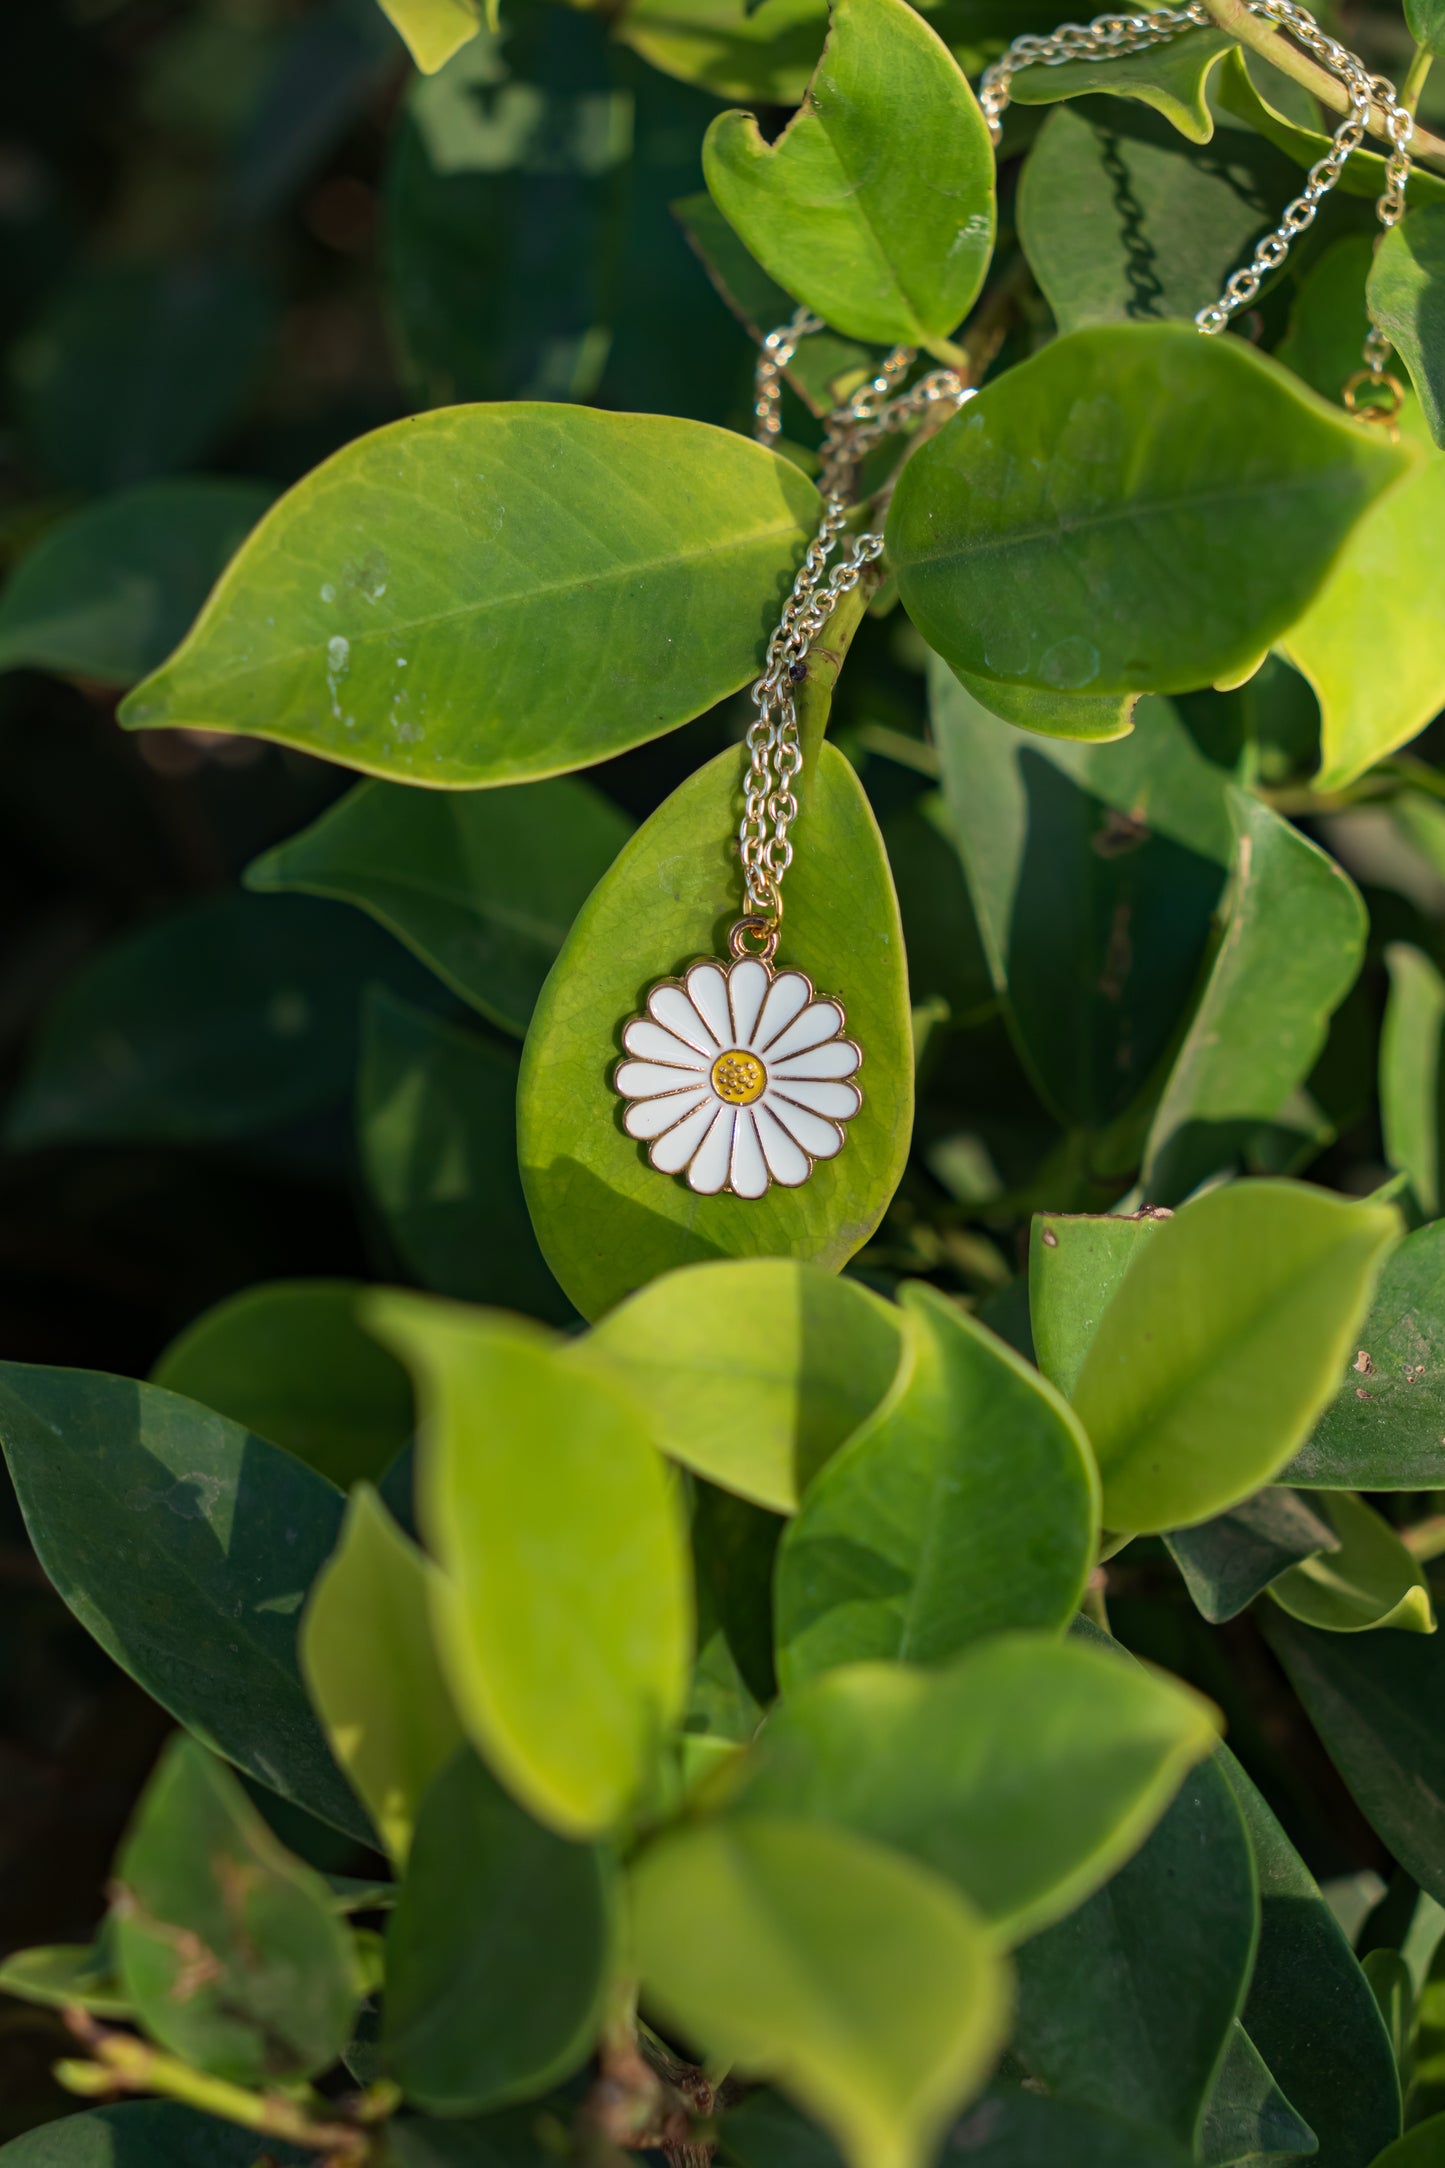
1029, 1210, 1170, 1399
375, 0, 483, 75
1379, 942, 1445, 1218
1006, 24, 1235, 142
1368, 206, 1445, 447
1268, 1490, 1434, 1635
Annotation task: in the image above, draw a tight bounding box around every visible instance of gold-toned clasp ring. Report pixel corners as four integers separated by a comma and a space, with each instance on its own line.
730, 878, 783, 964
1343, 367, 1405, 440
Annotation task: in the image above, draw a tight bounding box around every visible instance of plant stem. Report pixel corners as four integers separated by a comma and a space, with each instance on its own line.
796, 569, 880, 778
1199, 0, 1445, 169
1403, 41, 1435, 114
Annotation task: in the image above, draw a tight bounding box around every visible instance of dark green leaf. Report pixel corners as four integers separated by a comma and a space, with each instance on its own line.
949, 2089, 1193, 2166
1007, 25, 1235, 143
1030, 1211, 1172, 1399
0, 481, 271, 687
1369, 206, 1445, 448
0, 2106, 305, 2167
0, 1360, 368, 1841
113, 1737, 358, 2083
248, 774, 629, 1034
1285, 1220, 1445, 1490
1380, 943, 1445, 1219
383, 1748, 612, 2113
773, 1283, 1097, 1683
1165, 1488, 1339, 1625
152, 1280, 413, 1489
381, 2108, 562, 2168
890, 324, 1408, 702
357, 991, 569, 1325
1277, 234, 1375, 405
1196, 2021, 1318, 2168
119, 408, 819, 785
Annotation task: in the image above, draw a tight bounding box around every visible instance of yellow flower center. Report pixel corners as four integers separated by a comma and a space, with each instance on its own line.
711, 1050, 766, 1105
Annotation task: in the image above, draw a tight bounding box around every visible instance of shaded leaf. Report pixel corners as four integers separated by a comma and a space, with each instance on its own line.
119, 408, 819, 784
949, 2090, 1193, 2167
1030, 1211, 1171, 1399
518, 744, 912, 1321
571, 1257, 904, 1514
1368, 203, 1445, 446
631, 1816, 1009, 2168
1285, 1220, 1445, 1490
773, 1284, 1097, 1684
1166, 1487, 1339, 1625
1214, 52, 1445, 208
0, 2105, 305, 2167
381, 2109, 562, 2168
1072, 1179, 1399, 1535
1005, 25, 1235, 143
1380, 943, 1445, 1219
1269, 1491, 1434, 1635
1196, 2021, 1317, 2168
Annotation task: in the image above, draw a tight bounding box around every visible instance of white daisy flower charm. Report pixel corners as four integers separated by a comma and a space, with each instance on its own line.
614, 953, 863, 1198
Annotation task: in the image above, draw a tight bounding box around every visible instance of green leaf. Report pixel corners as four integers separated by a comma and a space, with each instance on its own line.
1369, 2117, 1445, 2167
152, 1281, 413, 1490
773, 1283, 1098, 1684
0, 2105, 306, 2166
1285, 1220, 1445, 1490
1215, 51, 1445, 208
248, 776, 629, 1036
519, 743, 912, 1321
617, 0, 832, 107
1012, 1754, 1258, 2150
1218, 1748, 1402, 2168
1371, 198, 1445, 384
0, 1360, 367, 1841
3, 891, 441, 1152
630, 1816, 1009, 2168
301, 1485, 462, 1865
731, 1631, 1218, 1943
889, 323, 1409, 702
357, 991, 569, 1324
1380, 943, 1445, 1218
0, 1943, 131, 2021
1197, 2021, 1318, 2168
1165, 1487, 1339, 1625
1071, 1179, 1399, 1535
1016, 101, 1317, 334
880, 793, 994, 1026
1269, 1491, 1435, 1635
0, 480, 271, 687
382, 1747, 612, 2113
118, 409, 819, 785
1030, 1211, 1171, 1399
930, 669, 1234, 1136
381, 2108, 562, 2168
1407, 0, 1445, 55
375, 0, 482, 73
1140, 795, 1368, 1205
112, 1736, 358, 2083
1262, 1608, 1445, 1909
948, 2091, 1193, 2167
953, 668, 1139, 744
370, 1295, 692, 1836
1277, 234, 1376, 406
1005, 24, 1236, 143
1280, 418, 1445, 791
570, 1258, 903, 1513
1363, 1948, 1414, 2091
703, 0, 994, 353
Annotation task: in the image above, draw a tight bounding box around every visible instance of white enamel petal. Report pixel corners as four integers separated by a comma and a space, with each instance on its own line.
751, 970, 812, 1053
685, 963, 734, 1049
729, 1107, 770, 1198
688, 1105, 736, 1194
622, 1019, 710, 1070
769, 1039, 862, 1082
770, 1078, 862, 1121
649, 982, 720, 1055
616, 1060, 710, 1101
763, 1000, 845, 1065
728, 957, 769, 1049
754, 1102, 811, 1187
765, 1093, 844, 1161
650, 1097, 718, 1174
624, 1086, 709, 1140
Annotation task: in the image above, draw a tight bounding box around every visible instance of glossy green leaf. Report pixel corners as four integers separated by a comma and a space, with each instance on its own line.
152, 1281, 413, 1490
1218, 1747, 1402, 2168
1030, 1211, 1171, 1398
1165, 1486, 1339, 1625
630, 1816, 1009, 2168
1006, 24, 1235, 142
0, 2106, 306, 2167
519, 743, 912, 1320
890, 324, 1408, 702
371, 1295, 692, 1835
357, 991, 568, 1324
3, 891, 440, 1152
1281, 416, 1445, 791
703, 0, 994, 353
1196, 2021, 1317, 2168
1016, 101, 1317, 334
1269, 1491, 1435, 1635
948, 2091, 1193, 2167
570, 1258, 904, 1513
382, 1747, 612, 2112
0, 1360, 367, 1839
376, 0, 482, 73
112, 1737, 358, 2083
1263, 1608, 1445, 1908
249, 775, 628, 1035
1012, 1755, 1257, 2149
616, 0, 830, 106
119, 408, 818, 784
1368, 205, 1445, 445
1072, 1179, 1399, 1534
0, 480, 271, 687
774, 1283, 1098, 1684
1141, 794, 1368, 1205
1215, 51, 1445, 208
0, 1942, 131, 2021
930, 668, 1233, 1133
954, 667, 1138, 744
301, 1485, 462, 1864
1285, 1220, 1445, 1490
732, 1632, 1217, 1943
1380, 943, 1445, 1219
